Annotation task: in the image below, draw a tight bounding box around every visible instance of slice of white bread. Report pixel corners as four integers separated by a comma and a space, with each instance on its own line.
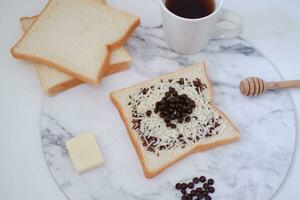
110, 62, 240, 178
11, 0, 140, 84
20, 16, 132, 96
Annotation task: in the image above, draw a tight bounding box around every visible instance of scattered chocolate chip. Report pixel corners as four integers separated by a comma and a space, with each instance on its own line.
196, 193, 204, 199
191, 190, 197, 196
203, 183, 210, 190
193, 177, 200, 184
199, 176, 206, 183
205, 196, 212, 200
181, 195, 187, 200
146, 110, 152, 117
154, 107, 158, 113
208, 187, 215, 193
175, 183, 181, 190
196, 187, 203, 193
202, 190, 209, 196
181, 183, 188, 190
207, 178, 214, 185
181, 188, 187, 195
187, 182, 194, 189
186, 194, 193, 200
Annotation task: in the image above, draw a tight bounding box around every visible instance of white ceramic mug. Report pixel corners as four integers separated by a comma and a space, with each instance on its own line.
160, 0, 243, 54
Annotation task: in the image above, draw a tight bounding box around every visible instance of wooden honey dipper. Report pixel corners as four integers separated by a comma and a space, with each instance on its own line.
240, 77, 300, 96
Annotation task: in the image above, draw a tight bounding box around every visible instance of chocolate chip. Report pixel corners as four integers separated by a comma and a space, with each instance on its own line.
164, 118, 170, 123
146, 110, 152, 117
205, 196, 211, 200
181, 183, 188, 189
187, 108, 193, 114
181, 195, 187, 200
186, 194, 192, 200
172, 90, 178, 96
203, 183, 210, 189
191, 190, 197, 196
196, 193, 204, 199
185, 116, 191, 122
165, 92, 171, 97
202, 190, 209, 196
175, 183, 181, 190
181, 188, 187, 195
193, 177, 200, 184
207, 178, 214, 185
196, 187, 203, 193
170, 103, 176, 108
178, 117, 184, 123
181, 112, 187, 117
158, 104, 165, 111
155, 102, 160, 107
169, 87, 175, 92
170, 113, 176, 120
163, 110, 169, 116
159, 112, 165, 118
191, 101, 196, 108
208, 187, 215, 193
154, 107, 158, 113
170, 124, 177, 129
169, 96, 176, 103
187, 182, 194, 189
199, 176, 206, 183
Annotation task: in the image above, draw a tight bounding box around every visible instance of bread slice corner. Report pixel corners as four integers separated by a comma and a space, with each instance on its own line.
110, 62, 240, 178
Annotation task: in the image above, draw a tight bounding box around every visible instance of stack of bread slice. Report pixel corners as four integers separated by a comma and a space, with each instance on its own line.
11, 0, 140, 96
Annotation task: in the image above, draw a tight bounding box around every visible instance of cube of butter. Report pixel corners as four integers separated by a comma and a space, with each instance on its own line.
65, 132, 104, 173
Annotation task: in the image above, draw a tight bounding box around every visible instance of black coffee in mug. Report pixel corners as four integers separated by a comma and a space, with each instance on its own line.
165, 0, 215, 19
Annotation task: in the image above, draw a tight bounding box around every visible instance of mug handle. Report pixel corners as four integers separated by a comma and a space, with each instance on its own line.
212, 9, 243, 39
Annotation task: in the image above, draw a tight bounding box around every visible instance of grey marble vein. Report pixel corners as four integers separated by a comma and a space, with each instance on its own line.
40, 26, 296, 200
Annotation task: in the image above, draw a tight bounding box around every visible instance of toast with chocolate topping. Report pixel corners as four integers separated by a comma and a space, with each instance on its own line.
110, 62, 240, 178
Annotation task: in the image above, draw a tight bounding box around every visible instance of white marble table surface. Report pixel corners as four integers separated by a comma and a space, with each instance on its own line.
0, 0, 300, 199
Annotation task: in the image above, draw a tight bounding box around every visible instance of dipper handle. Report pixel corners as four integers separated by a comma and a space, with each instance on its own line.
240, 77, 300, 96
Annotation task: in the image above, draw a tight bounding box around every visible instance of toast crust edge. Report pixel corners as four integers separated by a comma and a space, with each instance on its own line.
110, 63, 240, 178
11, 0, 140, 84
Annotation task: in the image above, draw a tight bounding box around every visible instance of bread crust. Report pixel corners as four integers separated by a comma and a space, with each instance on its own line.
41, 61, 130, 96
11, 0, 140, 84
110, 63, 240, 178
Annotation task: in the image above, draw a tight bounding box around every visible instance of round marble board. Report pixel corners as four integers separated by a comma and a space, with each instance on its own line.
40, 27, 296, 200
